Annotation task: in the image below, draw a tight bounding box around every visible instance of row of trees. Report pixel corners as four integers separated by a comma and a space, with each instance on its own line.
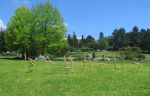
109, 26, 150, 52
67, 26, 150, 52
2, 2, 66, 57
67, 32, 108, 51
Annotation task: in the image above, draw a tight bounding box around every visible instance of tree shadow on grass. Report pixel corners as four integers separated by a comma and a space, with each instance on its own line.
0, 56, 24, 60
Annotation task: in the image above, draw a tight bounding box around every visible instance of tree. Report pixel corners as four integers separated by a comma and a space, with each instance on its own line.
107, 35, 113, 49
48, 40, 69, 57
98, 37, 109, 50
118, 28, 126, 48
79, 34, 85, 48
67, 34, 72, 46
32, 2, 66, 55
109, 26, 150, 52
128, 26, 140, 46
99, 32, 104, 40
112, 28, 126, 49
5, 5, 32, 57
0, 27, 5, 53
72, 32, 78, 48
141, 29, 150, 52
85, 35, 96, 49
5, 2, 66, 57
139, 29, 146, 50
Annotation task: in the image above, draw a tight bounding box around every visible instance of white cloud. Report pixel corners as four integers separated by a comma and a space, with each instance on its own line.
0, 19, 7, 30
64, 22, 68, 27
77, 37, 81, 40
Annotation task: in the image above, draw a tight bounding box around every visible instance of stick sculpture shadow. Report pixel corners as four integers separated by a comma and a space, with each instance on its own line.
83, 54, 93, 71
99, 55, 108, 69
114, 56, 124, 70
132, 58, 142, 70
26, 58, 35, 72
64, 55, 74, 74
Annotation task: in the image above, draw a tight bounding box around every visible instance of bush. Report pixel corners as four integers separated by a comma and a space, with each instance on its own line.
123, 46, 145, 60
48, 40, 69, 57
81, 47, 92, 52
136, 54, 145, 60
66, 52, 84, 60
1, 51, 18, 56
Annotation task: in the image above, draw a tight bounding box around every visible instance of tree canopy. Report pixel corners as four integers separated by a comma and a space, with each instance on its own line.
5, 2, 66, 57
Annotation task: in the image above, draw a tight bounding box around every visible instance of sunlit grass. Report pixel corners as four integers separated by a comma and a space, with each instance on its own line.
0, 58, 149, 96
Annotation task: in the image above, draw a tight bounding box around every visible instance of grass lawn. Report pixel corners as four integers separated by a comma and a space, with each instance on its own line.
0, 58, 150, 96
95, 51, 118, 57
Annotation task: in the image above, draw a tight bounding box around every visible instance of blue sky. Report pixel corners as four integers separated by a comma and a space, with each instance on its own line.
0, 0, 150, 39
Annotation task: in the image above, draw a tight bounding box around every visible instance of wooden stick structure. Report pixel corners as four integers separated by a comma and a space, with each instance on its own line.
27, 58, 35, 72
83, 60, 92, 70
99, 55, 108, 69
114, 56, 123, 70
64, 56, 73, 73
44, 56, 54, 68
132, 58, 143, 70
83, 54, 92, 71
133, 61, 143, 70
99, 59, 107, 69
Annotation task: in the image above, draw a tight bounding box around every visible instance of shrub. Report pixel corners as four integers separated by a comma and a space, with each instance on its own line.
81, 47, 92, 52
48, 40, 69, 57
1, 51, 18, 56
136, 53, 145, 60
123, 46, 145, 60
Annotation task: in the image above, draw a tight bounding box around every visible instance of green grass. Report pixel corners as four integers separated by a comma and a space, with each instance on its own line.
67, 51, 150, 60
0, 58, 150, 96
95, 51, 118, 57
66, 51, 118, 60
144, 54, 150, 59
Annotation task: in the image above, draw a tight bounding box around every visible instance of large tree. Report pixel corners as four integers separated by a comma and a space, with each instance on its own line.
32, 2, 66, 55
85, 35, 96, 49
5, 5, 32, 56
99, 32, 104, 40
142, 29, 150, 52
0, 27, 5, 53
72, 32, 78, 48
98, 37, 109, 50
97, 32, 109, 50
5, 2, 66, 57
79, 34, 85, 48
128, 26, 140, 46
112, 28, 126, 49
67, 34, 72, 46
